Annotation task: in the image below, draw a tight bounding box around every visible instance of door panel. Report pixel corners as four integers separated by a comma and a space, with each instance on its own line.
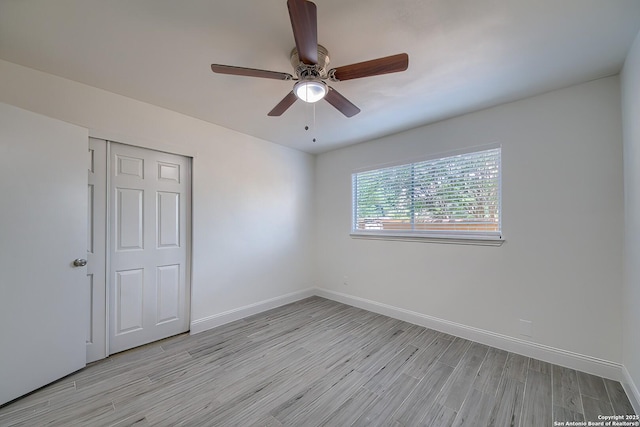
158, 161, 180, 182
115, 269, 145, 333
116, 154, 144, 178
109, 142, 190, 354
0, 102, 87, 405
157, 191, 180, 247
116, 188, 144, 250
157, 264, 180, 323
86, 274, 94, 343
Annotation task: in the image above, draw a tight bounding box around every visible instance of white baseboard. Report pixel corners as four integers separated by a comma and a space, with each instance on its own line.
622, 365, 640, 415
315, 288, 623, 381
188, 286, 626, 384
190, 288, 316, 334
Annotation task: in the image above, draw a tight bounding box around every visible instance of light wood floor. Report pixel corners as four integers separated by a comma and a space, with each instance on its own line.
0, 297, 635, 426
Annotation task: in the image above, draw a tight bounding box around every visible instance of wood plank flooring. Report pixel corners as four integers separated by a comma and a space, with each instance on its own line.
0, 297, 635, 426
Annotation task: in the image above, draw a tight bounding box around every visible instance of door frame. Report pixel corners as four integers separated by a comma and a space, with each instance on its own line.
87, 138, 107, 363
90, 137, 193, 360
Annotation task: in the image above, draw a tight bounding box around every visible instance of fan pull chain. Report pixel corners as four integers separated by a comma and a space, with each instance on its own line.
313, 103, 317, 142
304, 100, 317, 142
305, 93, 312, 131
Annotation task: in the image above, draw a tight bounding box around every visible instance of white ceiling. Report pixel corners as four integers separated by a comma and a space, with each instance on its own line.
1, 1, 639, 154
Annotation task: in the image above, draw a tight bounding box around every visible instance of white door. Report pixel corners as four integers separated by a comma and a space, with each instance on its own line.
109, 142, 191, 354
0, 102, 87, 405
86, 138, 107, 363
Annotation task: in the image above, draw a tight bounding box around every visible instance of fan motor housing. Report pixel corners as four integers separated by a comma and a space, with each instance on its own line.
290, 44, 330, 79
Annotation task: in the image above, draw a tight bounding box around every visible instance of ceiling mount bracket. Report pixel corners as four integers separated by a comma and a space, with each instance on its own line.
290, 44, 330, 79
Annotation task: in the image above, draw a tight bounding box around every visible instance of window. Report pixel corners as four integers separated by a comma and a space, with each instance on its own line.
352, 147, 502, 243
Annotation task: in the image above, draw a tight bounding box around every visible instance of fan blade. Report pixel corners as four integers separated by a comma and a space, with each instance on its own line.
211, 64, 293, 80
268, 91, 298, 116
330, 53, 409, 81
287, 0, 318, 65
324, 86, 360, 118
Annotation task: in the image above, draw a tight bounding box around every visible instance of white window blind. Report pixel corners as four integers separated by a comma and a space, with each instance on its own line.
352, 147, 501, 240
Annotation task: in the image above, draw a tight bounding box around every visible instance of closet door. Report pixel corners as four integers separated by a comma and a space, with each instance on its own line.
86, 138, 107, 363
109, 142, 190, 354
0, 103, 87, 405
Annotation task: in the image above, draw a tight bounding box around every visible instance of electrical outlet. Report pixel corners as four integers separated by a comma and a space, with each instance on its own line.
519, 319, 533, 337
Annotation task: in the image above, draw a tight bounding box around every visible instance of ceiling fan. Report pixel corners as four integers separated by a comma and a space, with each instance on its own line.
210, 0, 409, 118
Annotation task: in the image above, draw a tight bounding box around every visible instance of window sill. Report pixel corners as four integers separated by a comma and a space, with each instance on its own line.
350, 231, 505, 246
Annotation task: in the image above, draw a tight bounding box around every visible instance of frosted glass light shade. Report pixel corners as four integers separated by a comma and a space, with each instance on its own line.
294, 80, 327, 103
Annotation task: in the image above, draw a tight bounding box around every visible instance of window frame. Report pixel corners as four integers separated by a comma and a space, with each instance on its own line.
350, 144, 504, 246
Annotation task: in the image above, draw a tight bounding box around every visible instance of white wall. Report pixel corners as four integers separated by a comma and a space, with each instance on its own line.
621, 30, 640, 409
316, 76, 624, 364
0, 57, 629, 381
0, 59, 315, 329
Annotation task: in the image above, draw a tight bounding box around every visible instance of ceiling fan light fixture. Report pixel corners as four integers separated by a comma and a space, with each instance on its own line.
294, 79, 327, 103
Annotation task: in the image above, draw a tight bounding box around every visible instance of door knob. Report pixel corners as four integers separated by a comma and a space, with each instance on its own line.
73, 258, 87, 267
